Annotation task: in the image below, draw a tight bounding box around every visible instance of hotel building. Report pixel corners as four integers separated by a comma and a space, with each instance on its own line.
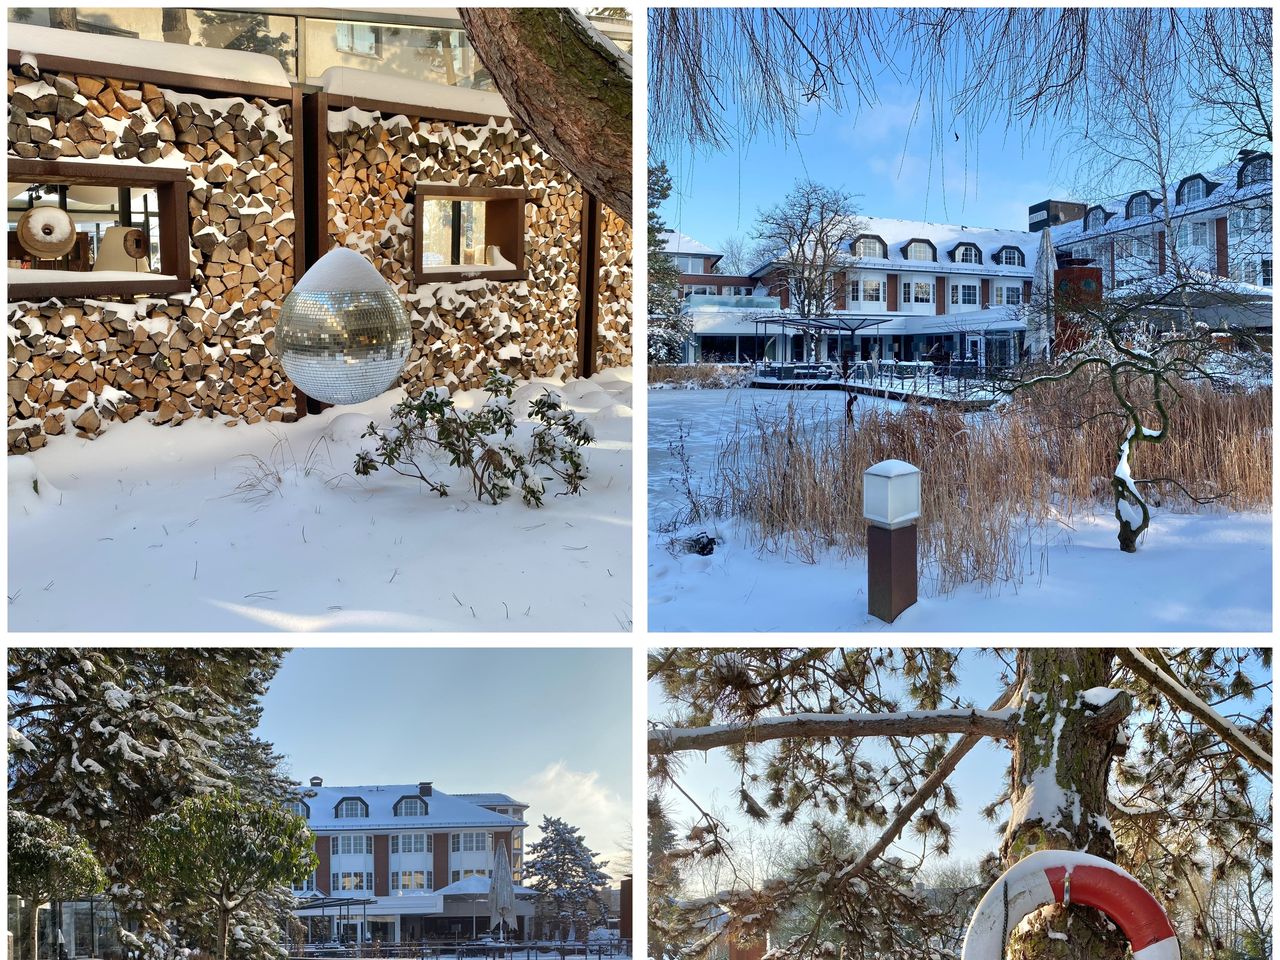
288, 778, 535, 943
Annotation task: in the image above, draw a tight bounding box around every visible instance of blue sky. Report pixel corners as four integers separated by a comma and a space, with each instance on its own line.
657, 79, 1076, 257
258, 648, 632, 869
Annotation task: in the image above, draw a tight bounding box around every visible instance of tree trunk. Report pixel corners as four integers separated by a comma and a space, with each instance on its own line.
219, 909, 231, 960
161, 9, 191, 45
28, 896, 40, 960
1003, 648, 1127, 960
458, 9, 632, 225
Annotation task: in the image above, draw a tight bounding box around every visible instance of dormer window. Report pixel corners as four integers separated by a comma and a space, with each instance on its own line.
1084, 208, 1107, 232
336, 798, 369, 819
1127, 194, 1151, 218
287, 800, 310, 819
904, 240, 936, 262
853, 236, 887, 258
993, 246, 1025, 267
957, 245, 981, 264
1178, 177, 1206, 204
1241, 156, 1271, 187
395, 796, 429, 817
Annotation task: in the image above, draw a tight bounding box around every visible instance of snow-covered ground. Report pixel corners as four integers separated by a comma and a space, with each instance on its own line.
649, 388, 1272, 632
9, 369, 632, 632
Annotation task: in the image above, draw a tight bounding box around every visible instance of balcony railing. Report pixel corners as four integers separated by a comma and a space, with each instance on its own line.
684, 294, 781, 309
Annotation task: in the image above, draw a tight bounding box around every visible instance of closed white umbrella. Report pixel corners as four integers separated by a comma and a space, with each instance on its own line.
488, 842, 516, 941
1026, 228, 1056, 360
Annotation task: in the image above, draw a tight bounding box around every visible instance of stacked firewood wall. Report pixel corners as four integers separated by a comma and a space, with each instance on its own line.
596, 204, 633, 370
327, 109, 632, 391
6, 63, 296, 452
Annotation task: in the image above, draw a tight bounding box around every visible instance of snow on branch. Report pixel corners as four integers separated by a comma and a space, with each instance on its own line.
1119, 648, 1273, 776
649, 707, 1019, 754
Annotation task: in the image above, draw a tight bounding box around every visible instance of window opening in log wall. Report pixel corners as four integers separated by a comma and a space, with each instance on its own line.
412, 185, 527, 286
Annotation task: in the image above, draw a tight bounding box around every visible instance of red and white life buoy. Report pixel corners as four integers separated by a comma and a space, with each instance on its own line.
961, 850, 1180, 960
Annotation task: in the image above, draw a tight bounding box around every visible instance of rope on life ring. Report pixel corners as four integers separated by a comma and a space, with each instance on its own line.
961, 850, 1180, 960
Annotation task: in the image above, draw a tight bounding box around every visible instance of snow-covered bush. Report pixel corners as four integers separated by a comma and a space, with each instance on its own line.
355, 370, 595, 506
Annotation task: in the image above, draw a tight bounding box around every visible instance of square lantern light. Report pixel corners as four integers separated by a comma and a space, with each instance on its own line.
863, 460, 921, 529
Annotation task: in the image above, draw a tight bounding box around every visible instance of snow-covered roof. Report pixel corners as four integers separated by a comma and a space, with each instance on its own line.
9, 22, 291, 89
453, 792, 529, 808
748, 216, 1040, 278
314, 66, 512, 119
1051, 153, 1272, 246
433, 875, 538, 897
300, 784, 527, 831
661, 230, 720, 258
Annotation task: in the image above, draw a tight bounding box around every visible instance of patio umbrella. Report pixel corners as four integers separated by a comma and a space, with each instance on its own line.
1026, 228, 1055, 361
488, 843, 516, 941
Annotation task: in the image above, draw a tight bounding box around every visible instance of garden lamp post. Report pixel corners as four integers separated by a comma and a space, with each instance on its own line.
863, 459, 920, 622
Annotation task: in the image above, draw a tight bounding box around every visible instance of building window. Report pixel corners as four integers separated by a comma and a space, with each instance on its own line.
332, 834, 373, 856
452, 831, 489, 853
1086, 209, 1106, 231
1128, 194, 1151, 218
995, 247, 1025, 267
392, 833, 428, 854
957, 245, 980, 264
332, 871, 374, 891
336, 799, 368, 819
905, 241, 934, 262
392, 870, 429, 891
1262, 259, 1273, 286
848, 279, 860, 302
861, 280, 883, 302
1179, 178, 1206, 204
1004, 286, 1022, 305
854, 237, 886, 258
902, 281, 932, 304
287, 800, 310, 818
1114, 237, 1133, 260
396, 797, 428, 817
414, 186, 526, 285
1191, 221, 1209, 246
292, 872, 316, 893
7, 159, 191, 300
1242, 157, 1271, 186
951, 283, 978, 306
335, 22, 383, 58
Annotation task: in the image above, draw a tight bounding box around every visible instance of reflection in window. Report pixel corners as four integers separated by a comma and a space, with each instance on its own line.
8, 182, 161, 274
336, 22, 382, 57
421, 199, 488, 268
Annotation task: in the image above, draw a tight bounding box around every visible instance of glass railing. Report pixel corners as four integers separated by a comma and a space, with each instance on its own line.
684, 294, 782, 309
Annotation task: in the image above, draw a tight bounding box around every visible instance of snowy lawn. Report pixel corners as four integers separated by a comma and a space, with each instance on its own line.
9, 368, 632, 632
649, 388, 1271, 632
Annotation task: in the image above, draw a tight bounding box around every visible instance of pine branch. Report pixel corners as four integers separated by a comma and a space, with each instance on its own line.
648, 707, 1019, 755
1118, 648, 1273, 776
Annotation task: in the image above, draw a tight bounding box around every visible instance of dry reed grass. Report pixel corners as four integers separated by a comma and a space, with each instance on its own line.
650, 364, 752, 389
709, 376, 1271, 593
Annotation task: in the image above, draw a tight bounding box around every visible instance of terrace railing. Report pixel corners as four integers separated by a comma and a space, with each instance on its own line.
294, 940, 632, 960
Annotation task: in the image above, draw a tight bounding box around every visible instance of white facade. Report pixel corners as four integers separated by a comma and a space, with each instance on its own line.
290, 780, 534, 943
679, 217, 1040, 367
1051, 151, 1272, 305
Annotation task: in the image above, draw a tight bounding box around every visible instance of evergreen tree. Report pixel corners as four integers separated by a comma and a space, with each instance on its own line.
524, 816, 612, 940
8, 648, 296, 960
647, 163, 691, 363
140, 789, 315, 960
649, 647, 1272, 960
9, 810, 106, 960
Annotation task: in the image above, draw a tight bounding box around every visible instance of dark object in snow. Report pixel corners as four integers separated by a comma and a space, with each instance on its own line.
681, 532, 718, 556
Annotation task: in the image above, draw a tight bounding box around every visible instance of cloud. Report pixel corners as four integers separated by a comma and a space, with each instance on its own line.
516, 762, 630, 877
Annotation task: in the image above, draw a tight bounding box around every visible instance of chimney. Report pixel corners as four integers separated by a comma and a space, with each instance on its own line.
310, 776, 323, 787
418, 781, 433, 797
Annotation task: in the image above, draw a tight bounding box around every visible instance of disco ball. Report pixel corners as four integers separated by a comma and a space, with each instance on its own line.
275, 248, 412, 405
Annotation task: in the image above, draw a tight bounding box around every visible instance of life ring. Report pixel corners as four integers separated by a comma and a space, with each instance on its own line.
961, 850, 1179, 960
17, 206, 78, 258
